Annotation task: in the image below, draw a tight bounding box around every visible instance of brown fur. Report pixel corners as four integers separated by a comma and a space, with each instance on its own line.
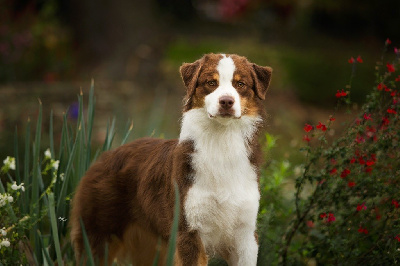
70, 53, 272, 265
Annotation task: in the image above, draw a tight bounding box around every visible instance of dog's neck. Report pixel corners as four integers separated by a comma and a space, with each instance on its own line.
179, 108, 262, 185
179, 108, 262, 145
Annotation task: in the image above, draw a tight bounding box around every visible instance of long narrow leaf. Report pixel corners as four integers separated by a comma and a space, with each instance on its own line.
31, 99, 43, 263
14, 127, 21, 184
23, 117, 31, 213
79, 217, 95, 265
48, 193, 63, 265
121, 120, 133, 145
37, 230, 54, 266
86, 80, 96, 169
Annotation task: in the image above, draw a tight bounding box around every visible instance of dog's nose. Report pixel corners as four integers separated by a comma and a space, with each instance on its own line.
219, 96, 235, 109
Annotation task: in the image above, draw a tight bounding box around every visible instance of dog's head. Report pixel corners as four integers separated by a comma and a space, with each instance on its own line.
180, 53, 272, 123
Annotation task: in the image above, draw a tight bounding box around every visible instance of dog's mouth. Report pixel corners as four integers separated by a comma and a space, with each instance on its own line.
208, 113, 241, 119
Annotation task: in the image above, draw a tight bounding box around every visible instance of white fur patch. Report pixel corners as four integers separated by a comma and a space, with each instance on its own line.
179, 108, 261, 264
205, 55, 241, 119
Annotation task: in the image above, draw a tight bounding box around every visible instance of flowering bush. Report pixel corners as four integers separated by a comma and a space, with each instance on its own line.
281, 40, 400, 264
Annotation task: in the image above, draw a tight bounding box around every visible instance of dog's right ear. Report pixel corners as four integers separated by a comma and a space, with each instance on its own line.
180, 59, 202, 98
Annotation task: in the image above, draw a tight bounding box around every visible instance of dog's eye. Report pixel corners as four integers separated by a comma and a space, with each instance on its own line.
237, 81, 245, 88
207, 80, 217, 87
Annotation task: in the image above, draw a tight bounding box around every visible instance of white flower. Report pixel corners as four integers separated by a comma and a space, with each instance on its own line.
44, 148, 52, 159
0, 227, 6, 236
11, 182, 18, 190
60, 173, 65, 181
52, 160, 60, 171
7, 195, 13, 203
3, 156, 15, 170
0, 238, 10, 247
11, 182, 25, 192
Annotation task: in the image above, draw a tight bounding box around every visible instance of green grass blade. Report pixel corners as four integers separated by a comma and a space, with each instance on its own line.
80, 217, 95, 266
48, 192, 63, 266
37, 230, 55, 266
86, 80, 96, 169
49, 110, 55, 158
31, 99, 43, 264
23, 118, 31, 213
14, 127, 21, 184
102, 118, 116, 151
152, 238, 162, 266
121, 120, 133, 145
166, 181, 180, 266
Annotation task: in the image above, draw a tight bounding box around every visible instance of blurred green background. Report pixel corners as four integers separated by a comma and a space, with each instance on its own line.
0, 0, 399, 160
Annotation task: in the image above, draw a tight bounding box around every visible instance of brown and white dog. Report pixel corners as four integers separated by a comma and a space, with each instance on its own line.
70, 53, 272, 265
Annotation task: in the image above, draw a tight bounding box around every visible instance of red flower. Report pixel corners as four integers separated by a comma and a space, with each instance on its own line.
395, 235, 400, 242
384, 86, 392, 92
350, 157, 356, 164
306, 220, 314, 228
358, 156, 365, 165
366, 160, 375, 166
329, 117, 336, 121
348, 181, 356, 187
356, 55, 363, 63
363, 113, 373, 120
395, 47, 399, 54
365, 167, 373, 173
382, 117, 390, 126
395, 75, 400, 82
336, 89, 348, 98
387, 63, 395, 73
316, 122, 327, 131
340, 168, 351, 178
327, 213, 336, 222
376, 214, 381, 221
387, 108, 397, 114
357, 202, 367, 211
358, 227, 368, 234
377, 83, 384, 90
386, 38, 392, 45
391, 90, 397, 97
356, 135, 365, 144
320, 213, 327, 219
303, 135, 311, 142
330, 168, 337, 175
348, 57, 355, 64
304, 123, 313, 132
392, 200, 399, 208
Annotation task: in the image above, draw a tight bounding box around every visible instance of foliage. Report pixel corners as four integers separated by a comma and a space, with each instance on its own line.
0, 82, 135, 264
0, 0, 75, 82
281, 40, 400, 264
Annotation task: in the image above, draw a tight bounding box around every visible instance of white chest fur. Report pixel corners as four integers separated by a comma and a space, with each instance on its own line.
179, 109, 261, 254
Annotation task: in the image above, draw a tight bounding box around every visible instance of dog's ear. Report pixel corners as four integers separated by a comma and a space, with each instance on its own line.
251, 64, 272, 100
180, 59, 202, 98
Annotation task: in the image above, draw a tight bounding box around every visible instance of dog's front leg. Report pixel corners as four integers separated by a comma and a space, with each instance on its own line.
229, 227, 258, 266
174, 231, 208, 266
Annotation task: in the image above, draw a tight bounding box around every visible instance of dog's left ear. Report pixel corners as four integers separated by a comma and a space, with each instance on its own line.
180, 59, 202, 98
251, 64, 272, 100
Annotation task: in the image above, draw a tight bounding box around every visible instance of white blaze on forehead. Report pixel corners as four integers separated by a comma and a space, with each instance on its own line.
204, 54, 241, 120
217, 55, 235, 84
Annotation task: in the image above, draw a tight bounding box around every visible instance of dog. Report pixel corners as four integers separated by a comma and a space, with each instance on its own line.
70, 53, 272, 265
